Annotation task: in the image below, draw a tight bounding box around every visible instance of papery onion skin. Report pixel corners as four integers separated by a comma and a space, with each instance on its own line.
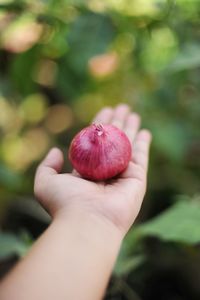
69, 124, 132, 181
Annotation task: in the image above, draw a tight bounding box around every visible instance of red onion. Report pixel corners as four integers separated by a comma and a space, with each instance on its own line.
69, 124, 132, 181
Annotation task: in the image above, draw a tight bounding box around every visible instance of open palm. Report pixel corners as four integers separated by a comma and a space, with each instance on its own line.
34, 104, 151, 235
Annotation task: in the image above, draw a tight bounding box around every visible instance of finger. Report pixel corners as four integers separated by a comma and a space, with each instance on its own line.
39, 147, 64, 174
124, 113, 141, 143
35, 148, 64, 189
132, 130, 152, 171
111, 104, 130, 129
120, 161, 145, 181
92, 107, 113, 124
116, 160, 148, 223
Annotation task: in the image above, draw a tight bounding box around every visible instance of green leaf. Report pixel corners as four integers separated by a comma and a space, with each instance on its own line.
114, 255, 144, 276
0, 233, 29, 260
167, 44, 200, 72
138, 198, 200, 244
114, 240, 144, 276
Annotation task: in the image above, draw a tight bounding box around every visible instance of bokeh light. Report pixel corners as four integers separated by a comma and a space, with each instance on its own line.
33, 60, 58, 87
141, 27, 178, 72
44, 104, 73, 134
20, 94, 48, 124
1, 15, 43, 53
1, 129, 50, 172
88, 52, 119, 78
0, 97, 23, 134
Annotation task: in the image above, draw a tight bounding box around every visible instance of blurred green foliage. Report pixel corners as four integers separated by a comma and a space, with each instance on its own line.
0, 231, 31, 260
0, 0, 200, 299
138, 195, 200, 244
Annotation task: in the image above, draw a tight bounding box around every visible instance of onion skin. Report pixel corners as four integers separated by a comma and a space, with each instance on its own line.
69, 124, 132, 181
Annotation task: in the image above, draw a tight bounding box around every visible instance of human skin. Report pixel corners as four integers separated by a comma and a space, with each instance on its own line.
0, 104, 152, 300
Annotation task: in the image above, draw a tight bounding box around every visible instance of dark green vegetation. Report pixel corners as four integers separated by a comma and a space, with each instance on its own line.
0, 1, 200, 299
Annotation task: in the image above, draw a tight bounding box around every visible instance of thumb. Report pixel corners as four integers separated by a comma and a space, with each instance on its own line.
37, 147, 64, 175
34, 148, 64, 197
39, 147, 64, 174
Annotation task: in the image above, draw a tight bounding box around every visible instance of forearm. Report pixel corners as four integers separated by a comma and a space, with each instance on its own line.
0, 210, 122, 300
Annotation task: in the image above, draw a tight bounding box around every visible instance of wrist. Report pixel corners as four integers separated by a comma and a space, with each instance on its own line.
44, 205, 123, 300
54, 207, 123, 251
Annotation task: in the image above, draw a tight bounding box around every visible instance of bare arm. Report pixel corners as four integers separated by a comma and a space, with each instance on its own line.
0, 104, 151, 300
0, 212, 121, 300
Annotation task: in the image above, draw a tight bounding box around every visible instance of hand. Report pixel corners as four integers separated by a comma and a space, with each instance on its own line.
34, 104, 152, 236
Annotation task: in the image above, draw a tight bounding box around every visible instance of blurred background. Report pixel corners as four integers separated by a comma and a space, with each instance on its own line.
0, 0, 200, 299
